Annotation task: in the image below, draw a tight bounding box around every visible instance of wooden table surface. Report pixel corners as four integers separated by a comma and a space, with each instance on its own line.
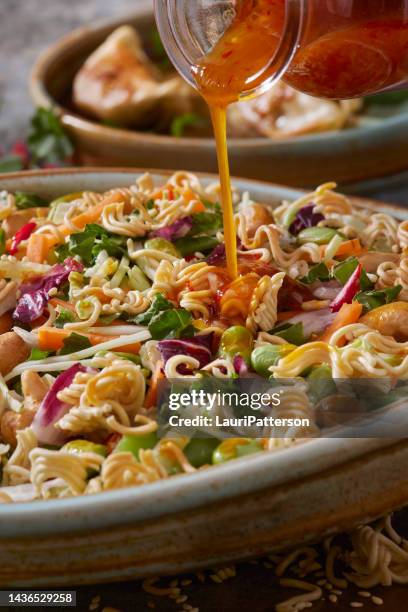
1, 1, 408, 611
65, 507, 408, 612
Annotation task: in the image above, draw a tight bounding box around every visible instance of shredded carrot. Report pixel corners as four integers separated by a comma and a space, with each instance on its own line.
38, 327, 141, 354
276, 310, 303, 322
182, 188, 196, 202
182, 188, 206, 213
192, 201, 206, 213
57, 192, 124, 237
150, 189, 163, 200
26, 234, 57, 263
145, 361, 164, 408
49, 298, 76, 313
335, 239, 365, 257
319, 302, 363, 345
320, 238, 364, 260
0, 312, 12, 335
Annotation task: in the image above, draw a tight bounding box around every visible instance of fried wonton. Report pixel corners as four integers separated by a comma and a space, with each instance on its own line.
73, 26, 197, 128
228, 82, 362, 138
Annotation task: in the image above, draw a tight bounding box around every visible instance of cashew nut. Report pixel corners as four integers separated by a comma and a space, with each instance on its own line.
0, 280, 17, 317
0, 409, 35, 447
21, 371, 48, 412
360, 302, 408, 342
0, 332, 30, 376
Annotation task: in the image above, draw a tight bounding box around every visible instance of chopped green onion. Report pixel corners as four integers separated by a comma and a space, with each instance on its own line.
324, 234, 344, 263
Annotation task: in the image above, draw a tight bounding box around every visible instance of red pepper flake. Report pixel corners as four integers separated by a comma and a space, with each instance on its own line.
8, 222, 37, 255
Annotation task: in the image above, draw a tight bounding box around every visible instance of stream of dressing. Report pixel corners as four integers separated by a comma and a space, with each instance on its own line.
209, 106, 238, 280
192, 1, 285, 280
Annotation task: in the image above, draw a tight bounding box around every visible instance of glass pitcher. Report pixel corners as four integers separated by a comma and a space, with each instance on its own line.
154, 0, 408, 103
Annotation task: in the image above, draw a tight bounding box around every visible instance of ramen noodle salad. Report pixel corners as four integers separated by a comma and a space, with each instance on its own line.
0, 171, 408, 505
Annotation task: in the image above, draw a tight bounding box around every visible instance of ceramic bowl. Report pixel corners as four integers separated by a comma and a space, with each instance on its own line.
29, 8, 408, 188
1, 168, 408, 588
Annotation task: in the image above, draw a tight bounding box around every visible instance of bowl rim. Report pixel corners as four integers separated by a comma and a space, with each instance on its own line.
1, 166, 405, 217
29, 9, 408, 154
0, 167, 405, 536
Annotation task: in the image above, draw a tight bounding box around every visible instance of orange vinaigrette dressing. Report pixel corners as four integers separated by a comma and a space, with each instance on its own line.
192, 1, 286, 280
209, 106, 238, 280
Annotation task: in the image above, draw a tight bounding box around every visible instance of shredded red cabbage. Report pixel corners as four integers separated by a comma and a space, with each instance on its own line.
233, 355, 249, 376
287, 308, 336, 337
158, 334, 213, 375
13, 258, 83, 323
278, 276, 314, 311
206, 239, 242, 266
31, 363, 88, 445
289, 204, 324, 236
8, 222, 37, 255
206, 244, 226, 265
330, 264, 362, 313
312, 280, 342, 301
149, 217, 193, 242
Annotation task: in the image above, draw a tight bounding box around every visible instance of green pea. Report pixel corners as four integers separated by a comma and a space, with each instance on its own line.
62, 440, 107, 478
298, 227, 339, 245
62, 440, 107, 457
114, 432, 158, 460
251, 344, 295, 378
212, 439, 263, 464
112, 352, 142, 365
235, 439, 264, 458
184, 438, 219, 468
308, 364, 333, 381
144, 238, 180, 257
308, 364, 336, 402
155, 443, 183, 475
219, 326, 253, 362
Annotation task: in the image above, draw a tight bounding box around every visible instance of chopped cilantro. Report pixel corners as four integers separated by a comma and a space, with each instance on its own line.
133, 294, 174, 325
29, 348, 51, 361
59, 333, 92, 355
301, 263, 330, 284
55, 224, 127, 265
54, 308, 76, 328
175, 235, 219, 256
271, 322, 307, 346
333, 257, 373, 291
0, 155, 24, 173
148, 308, 194, 340
14, 192, 48, 210
28, 107, 74, 165
356, 285, 402, 312
170, 113, 206, 137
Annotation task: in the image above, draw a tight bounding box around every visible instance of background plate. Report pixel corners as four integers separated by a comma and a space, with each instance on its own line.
30, 8, 408, 189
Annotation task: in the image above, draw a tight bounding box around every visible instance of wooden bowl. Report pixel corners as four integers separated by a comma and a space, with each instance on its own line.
30, 9, 408, 189
1, 168, 408, 587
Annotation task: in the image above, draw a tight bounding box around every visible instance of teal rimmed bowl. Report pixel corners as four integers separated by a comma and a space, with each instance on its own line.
0, 169, 408, 587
